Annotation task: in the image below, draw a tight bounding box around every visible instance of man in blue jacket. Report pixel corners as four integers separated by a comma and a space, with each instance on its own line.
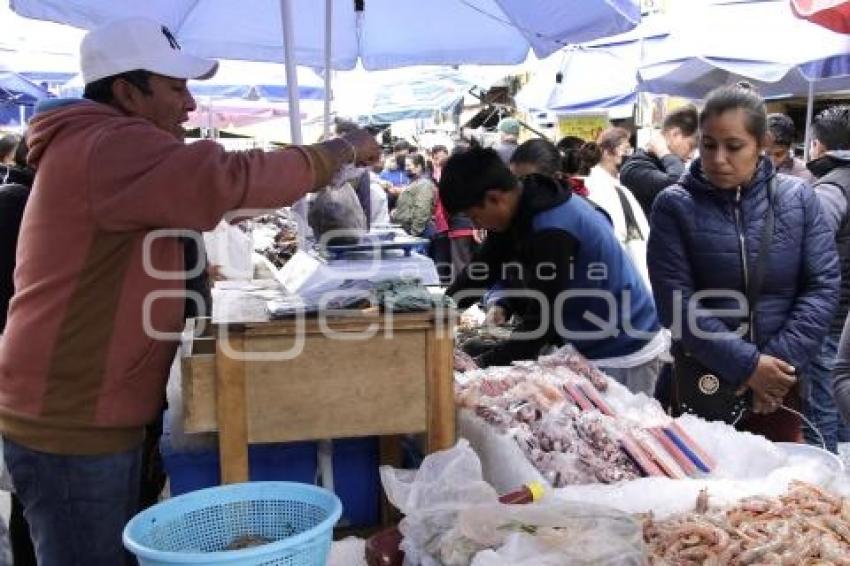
441, 147, 663, 393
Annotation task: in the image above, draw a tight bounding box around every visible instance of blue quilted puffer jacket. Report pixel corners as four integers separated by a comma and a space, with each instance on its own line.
648, 157, 840, 386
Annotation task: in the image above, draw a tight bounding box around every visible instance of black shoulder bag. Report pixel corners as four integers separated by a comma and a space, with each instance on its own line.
672, 178, 775, 424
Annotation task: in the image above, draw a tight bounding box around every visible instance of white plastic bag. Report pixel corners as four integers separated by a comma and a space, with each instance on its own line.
203, 221, 254, 280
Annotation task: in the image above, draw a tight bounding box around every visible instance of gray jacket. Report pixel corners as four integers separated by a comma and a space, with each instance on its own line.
810, 150, 850, 335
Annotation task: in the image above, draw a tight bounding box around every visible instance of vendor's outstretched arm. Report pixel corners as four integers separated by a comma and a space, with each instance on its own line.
89, 125, 375, 232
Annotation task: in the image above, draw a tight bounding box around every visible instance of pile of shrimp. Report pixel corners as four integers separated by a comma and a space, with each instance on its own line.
644, 481, 850, 565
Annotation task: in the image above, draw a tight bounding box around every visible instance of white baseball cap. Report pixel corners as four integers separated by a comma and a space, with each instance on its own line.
81, 17, 218, 84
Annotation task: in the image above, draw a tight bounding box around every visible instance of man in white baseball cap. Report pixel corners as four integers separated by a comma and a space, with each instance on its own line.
80, 17, 219, 84
0, 17, 380, 565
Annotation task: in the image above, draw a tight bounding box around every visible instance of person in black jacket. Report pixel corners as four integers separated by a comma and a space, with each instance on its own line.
620, 105, 698, 217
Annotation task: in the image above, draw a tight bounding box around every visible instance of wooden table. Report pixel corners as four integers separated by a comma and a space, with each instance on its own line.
180, 282, 456, 484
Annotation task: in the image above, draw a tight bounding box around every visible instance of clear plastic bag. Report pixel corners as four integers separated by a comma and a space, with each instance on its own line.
462, 502, 645, 566
379, 440, 645, 566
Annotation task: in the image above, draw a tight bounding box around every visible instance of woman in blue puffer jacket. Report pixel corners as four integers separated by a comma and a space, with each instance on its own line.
648, 84, 839, 441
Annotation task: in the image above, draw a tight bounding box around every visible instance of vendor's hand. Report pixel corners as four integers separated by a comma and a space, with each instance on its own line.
485, 305, 508, 327
208, 264, 226, 281
340, 129, 381, 166
744, 354, 796, 401
386, 185, 403, 197
646, 134, 671, 159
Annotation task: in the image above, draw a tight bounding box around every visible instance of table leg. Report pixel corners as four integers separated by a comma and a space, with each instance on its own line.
378, 435, 404, 525
426, 328, 456, 453
216, 328, 249, 483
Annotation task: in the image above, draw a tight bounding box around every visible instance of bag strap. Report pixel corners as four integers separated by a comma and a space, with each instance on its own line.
613, 184, 644, 241
746, 176, 775, 342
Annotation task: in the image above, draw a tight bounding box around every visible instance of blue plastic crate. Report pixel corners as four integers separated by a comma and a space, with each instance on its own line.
160, 428, 380, 527
332, 437, 380, 527
160, 437, 318, 496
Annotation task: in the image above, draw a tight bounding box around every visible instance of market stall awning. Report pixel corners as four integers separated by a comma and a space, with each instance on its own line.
189, 61, 325, 102
9, 0, 642, 70
791, 0, 850, 33
59, 60, 325, 102
0, 69, 53, 127
334, 66, 508, 126
517, 12, 672, 114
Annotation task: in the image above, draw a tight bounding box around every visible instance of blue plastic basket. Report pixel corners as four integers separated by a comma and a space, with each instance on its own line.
123, 482, 341, 566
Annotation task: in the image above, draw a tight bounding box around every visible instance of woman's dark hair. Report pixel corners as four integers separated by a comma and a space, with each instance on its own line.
556, 136, 586, 175
699, 83, 767, 141
0, 134, 21, 163
578, 141, 603, 172
510, 138, 562, 177
83, 69, 154, 104
662, 105, 698, 137
811, 105, 850, 151
439, 147, 517, 214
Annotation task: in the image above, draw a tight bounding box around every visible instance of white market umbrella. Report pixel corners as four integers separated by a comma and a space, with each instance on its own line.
0, 2, 83, 85
10, 0, 642, 70
12, 0, 644, 247
637, 0, 850, 157
517, 12, 671, 115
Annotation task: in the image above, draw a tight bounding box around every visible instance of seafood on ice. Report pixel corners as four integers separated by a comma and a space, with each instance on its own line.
456, 346, 715, 488
644, 480, 850, 565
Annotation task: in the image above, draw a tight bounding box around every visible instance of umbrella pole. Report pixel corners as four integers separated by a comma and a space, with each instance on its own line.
18, 105, 26, 134
280, 0, 303, 144
804, 80, 815, 162
279, 0, 310, 244
317, 0, 337, 496
206, 96, 215, 139
323, 0, 333, 138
